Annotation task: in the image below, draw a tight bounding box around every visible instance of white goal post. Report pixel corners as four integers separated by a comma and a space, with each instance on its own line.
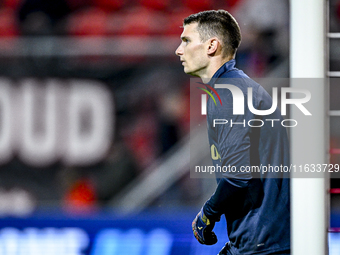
290, 0, 329, 254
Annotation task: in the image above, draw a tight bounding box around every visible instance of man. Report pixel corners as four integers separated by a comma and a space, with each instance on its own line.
175, 10, 290, 255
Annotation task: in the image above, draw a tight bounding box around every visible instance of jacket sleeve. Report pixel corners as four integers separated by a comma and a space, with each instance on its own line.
203, 95, 254, 221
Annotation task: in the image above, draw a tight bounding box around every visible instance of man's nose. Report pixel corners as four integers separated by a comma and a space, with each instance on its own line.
175, 45, 183, 56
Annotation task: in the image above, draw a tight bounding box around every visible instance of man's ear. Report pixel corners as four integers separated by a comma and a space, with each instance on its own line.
207, 38, 219, 55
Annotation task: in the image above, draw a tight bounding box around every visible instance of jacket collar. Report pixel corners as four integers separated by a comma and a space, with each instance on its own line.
208, 59, 236, 87
211, 59, 236, 79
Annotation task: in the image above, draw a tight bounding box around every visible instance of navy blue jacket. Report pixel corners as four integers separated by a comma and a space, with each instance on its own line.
203, 59, 290, 254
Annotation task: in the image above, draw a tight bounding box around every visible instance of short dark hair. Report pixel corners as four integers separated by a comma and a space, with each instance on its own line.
183, 10, 241, 58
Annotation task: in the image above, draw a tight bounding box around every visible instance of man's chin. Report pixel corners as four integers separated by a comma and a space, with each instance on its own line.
184, 68, 199, 77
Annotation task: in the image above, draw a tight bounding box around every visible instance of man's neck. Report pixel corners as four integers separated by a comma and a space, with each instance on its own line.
200, 56, 233, 83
